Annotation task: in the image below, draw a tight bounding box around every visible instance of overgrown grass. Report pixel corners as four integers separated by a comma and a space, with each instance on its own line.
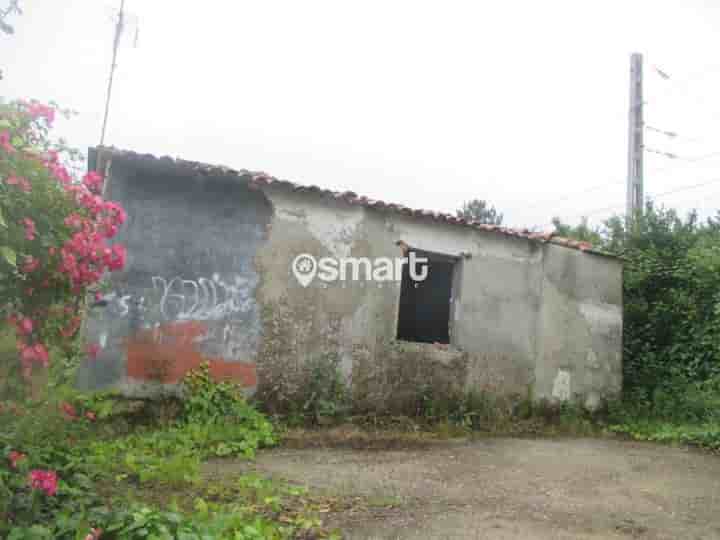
608, 419, 720, 450
0, 363, 343, 539
606, 376, 720, 451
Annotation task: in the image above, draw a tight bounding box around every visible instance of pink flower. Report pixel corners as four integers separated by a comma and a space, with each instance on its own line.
105, 244, 126, 271
61, 402, 77, 419
49, 162, 72, 185
28, 469, 58, 496
103, 224, 118, 238
80, 193, 104, 215
27, 103, 55, 124
85, 411, 97, 421
86, 343, 100, 359
83, 171, 104, 194
103, 201, 126, 225
64, 213, 84, 230
8, 450, 26, 469
0, 130, 15, 153
33, 344, 49, 366
22, 217, 36, 241
6, 175, 32, 193
20, 342, 49, 368
17, 317, 33, 336
19, 343, 33, 363
21, 256, 40, 273
84, 528, 102, 540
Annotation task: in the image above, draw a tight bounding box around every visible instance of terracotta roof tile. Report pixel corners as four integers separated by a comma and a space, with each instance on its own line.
92, 146, 618, 259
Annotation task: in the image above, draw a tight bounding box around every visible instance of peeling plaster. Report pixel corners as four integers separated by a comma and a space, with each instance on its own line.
579, 302, 622, 332
586, 349, 601, 369
552, 369, 571, 401
269, 192, 364, 258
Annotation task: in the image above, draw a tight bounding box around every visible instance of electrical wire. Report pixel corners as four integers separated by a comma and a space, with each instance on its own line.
522, 153, 720, 214
562, 176, 720, 220
644, 62, 720, 103
525, 58, 720, 222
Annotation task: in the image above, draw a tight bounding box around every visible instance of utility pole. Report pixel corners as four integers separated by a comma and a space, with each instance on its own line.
99, 0, 125, 146
626, 52, 644, 221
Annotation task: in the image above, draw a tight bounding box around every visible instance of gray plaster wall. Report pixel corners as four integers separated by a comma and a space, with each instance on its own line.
252, 187, 622, 412
535, 244, 623, 409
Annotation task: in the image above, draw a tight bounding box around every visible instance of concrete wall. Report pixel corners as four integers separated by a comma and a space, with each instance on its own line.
81, 159, 622, 410
78, 159, 271, 396
535, 244, 623, 409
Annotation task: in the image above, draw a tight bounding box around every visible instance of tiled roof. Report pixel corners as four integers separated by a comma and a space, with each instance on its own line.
91, 146, 618, 258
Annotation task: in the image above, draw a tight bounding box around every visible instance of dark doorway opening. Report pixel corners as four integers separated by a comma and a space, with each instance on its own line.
396, 249, 455, 344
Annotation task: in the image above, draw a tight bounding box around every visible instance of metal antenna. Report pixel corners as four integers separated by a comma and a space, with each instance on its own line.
99, 0, 125, 146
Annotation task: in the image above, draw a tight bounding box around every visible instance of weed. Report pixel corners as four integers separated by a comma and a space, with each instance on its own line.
295, 354, 350, 426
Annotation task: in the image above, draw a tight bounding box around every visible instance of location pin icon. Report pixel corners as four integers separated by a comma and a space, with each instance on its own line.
292, 254, 317, 287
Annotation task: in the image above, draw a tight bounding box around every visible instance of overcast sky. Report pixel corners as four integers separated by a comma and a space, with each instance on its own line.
4, 0, 720, 231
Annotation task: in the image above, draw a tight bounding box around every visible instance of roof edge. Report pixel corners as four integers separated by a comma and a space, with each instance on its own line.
91, 146, 622, 260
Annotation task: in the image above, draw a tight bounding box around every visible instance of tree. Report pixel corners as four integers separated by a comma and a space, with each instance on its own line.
550, 216, 603, 244
456, 199, 503, 225
0, 0, 22, 80
0, 0, 21, 35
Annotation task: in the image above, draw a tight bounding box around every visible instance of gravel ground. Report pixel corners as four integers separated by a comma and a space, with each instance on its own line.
250, 437, 720, 540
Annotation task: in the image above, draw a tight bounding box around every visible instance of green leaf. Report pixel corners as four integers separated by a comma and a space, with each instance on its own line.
0, 207, 6, 227
0, 245, 15, 266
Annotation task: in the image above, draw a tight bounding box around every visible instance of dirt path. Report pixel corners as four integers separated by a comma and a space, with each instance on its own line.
249, 437, 720, 539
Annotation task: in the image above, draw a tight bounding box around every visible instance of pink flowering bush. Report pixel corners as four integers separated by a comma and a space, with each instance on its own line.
28, 469, 57, 496
0, 99, 127, 381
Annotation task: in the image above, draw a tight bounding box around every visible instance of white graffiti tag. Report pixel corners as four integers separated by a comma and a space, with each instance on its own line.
152, 274, 251, 321
98, 292, 138, 317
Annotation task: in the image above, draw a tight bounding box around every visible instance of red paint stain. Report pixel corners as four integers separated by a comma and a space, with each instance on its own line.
126, 321, 257, 387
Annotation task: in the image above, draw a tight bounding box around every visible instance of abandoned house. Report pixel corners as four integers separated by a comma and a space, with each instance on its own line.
79, 147, 623, 413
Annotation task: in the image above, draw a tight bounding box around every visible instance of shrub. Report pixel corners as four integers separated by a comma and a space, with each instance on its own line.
0, 98, 126, 382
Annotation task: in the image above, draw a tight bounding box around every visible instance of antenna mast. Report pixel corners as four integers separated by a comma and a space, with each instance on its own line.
99, 0, 125, 146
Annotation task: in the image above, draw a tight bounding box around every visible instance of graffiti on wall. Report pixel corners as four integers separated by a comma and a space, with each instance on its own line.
98, 274, 253, 323
151, 274, 252, 321
99, 291, 141, 318
92, 274, 259, 389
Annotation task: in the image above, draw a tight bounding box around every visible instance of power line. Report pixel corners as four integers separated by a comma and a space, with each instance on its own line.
679, 150, 720, 162
644, 126, 720, 144
523, 153, 720, 214
653, 176, 720, 199
643, 62, 720, 103
565, 175, 720, 219
645, 125, 677, 138
525, 57, 720, 223
644, 147, 677, 159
